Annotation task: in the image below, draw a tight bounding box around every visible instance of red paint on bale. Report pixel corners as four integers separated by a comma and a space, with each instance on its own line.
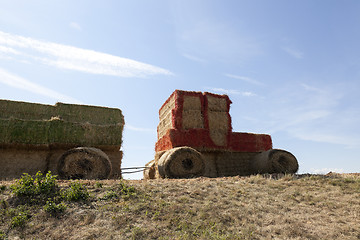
155, 90, 273, 153
155, 129, 272, 153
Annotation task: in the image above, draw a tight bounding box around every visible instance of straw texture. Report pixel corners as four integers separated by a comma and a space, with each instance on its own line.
182, 110, 204, 130
0, 100, 124, 147
206, 94, 229, 111
57, 147, 112, 179
158, 94, 176, 139
158, 147, 205, 178
251, 149, 299, 174
143, 159, 156, 180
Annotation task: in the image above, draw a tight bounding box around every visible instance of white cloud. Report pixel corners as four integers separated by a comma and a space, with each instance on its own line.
70, 22, 82, 31
290, 130, 360, 148
301, 83, 325, 94
207, 87, 256, 97
0, 45, 21, 55
0, 31, 173, 78
224, 73, 264, 86
257, 82, 360, 148
241, 91, 256, 97
0, 68, 81, 103
182, 53, 206, 63
283, 46, 304, 59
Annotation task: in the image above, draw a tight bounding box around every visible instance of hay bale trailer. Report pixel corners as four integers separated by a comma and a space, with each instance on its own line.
0, 99, 124, 180
144, 90, 299, 179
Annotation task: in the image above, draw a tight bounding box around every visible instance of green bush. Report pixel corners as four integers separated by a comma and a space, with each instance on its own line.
43, 199, 66, 217
0, 230, 6, 240
63, 182, 90, 202
35, 172, 57, 196
100, 190, 119, 201
10, 171, 59, 204
10, 211, 30, 229
10, 173, 35, 198
118, 181, 137, 200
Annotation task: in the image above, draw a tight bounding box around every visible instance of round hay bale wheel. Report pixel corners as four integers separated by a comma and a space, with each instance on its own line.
251, 149, 299, 174
58, 147, 112, 179
158, 147, 205, 178
143, 159, 156, 180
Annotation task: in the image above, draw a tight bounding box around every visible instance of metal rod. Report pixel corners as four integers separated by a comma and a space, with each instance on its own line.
122, 169, 146, 174
121, 167, 149, 170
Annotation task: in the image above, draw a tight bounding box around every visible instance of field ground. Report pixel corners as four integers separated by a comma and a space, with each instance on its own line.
0, 173, 360, 239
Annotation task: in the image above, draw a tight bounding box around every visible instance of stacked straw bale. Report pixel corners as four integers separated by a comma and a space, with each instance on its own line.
157, 94, 176, 140
155, 90, 272, 152
182, 95, 204, 130
0, 99, 124, 179
204, 93, 231, 147
150, 90, 298, 179
0, 99, 124, 148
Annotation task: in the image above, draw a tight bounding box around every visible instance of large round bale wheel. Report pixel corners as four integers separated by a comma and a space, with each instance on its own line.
251, 149, 299, 174
158, 147, 205, 178
57, 147, 112, 179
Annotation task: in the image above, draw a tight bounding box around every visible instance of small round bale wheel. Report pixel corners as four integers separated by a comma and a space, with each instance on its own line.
58, 147, 112, 179
143, 159, 156, 180
158, 147, 205, 178
251, 149, 299, 174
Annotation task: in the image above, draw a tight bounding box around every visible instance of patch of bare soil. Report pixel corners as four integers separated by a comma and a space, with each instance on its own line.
1, 173, 360, 239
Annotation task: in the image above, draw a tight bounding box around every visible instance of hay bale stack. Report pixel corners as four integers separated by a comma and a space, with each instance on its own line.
0, 99, 124, 179
158, 93, 176, 140
182, 95, 204, 130
0, 99, 124, 149
205, 93, 231, 146
157, 90, 205, 140
55, 102, 123, 125
0, 99, 55, 121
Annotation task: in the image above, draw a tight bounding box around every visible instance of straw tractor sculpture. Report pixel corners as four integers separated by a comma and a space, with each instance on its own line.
144, 90, 299, 179
0, 100, 124, 180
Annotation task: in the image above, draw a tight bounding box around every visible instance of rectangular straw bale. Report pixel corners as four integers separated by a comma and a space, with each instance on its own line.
0, 99, 54, 121
0, 119, 9, 144
6, 119, 49, 145
84, 124, 123, 146
209, 130, 228, 146
206, 95, 228, 112
55, 103, 124, 126
182, 110, 204, 129
48, 120, 86, 145
208, 111, 230, 132
158, 94, 176, 139
183, 95, 202, 111
48, 120, 123, 146
158, 110, 173, 139
159, 94, 176, 121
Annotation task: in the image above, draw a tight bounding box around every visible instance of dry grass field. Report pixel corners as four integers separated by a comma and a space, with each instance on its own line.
1, 173, 359, 239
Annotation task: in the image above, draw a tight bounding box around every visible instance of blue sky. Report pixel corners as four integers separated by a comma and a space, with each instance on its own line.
1, 1, 359, 179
